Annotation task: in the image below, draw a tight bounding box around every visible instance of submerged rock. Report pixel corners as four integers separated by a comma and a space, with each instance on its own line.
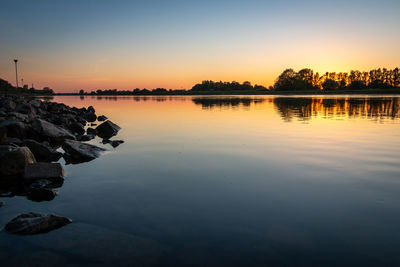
95, 120, 121, 139
62, 139, 106, 164
24, 162, 65, 182
5, 212, 72, 235
32, 119, 75, 142
0, 146, 36, 175
27, 187, 57, 202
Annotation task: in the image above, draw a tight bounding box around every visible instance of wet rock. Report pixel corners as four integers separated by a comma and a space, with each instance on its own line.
0, 119, 27, 138
17, 103, 36, 116
24, 162, 65, 182
0, 146, 36, 175
83, 112, 97, 122
32, 119, 75, 142
97, 115, 108, 121
27, 187, 57, 202
88, 106, 95, 113
29, 179, 52, 188
28, 99, 42, 108
102, 139, 124, 148
67, 122, 85, 135
76, 134, 95, 142
22, 139, 62, 162
1, 98, 16, 111
0, 127, 6, 144
5, 212, 72, 235
87, 127, 96, 135
0, 201, 3, 207
62, 139, 106, 164
95, 120, 121, 139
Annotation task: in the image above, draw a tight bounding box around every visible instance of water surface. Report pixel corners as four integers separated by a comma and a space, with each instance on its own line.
1, 95, 400, 266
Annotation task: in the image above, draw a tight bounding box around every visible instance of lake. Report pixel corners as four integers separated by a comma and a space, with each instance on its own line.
1, 95, 400, 266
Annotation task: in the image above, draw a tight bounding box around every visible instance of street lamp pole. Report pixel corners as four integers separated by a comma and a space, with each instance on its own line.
14, 59, 19, 88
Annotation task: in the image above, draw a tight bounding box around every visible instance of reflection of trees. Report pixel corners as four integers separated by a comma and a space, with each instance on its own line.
274, 97, 400, 121
192, 97, 267, 109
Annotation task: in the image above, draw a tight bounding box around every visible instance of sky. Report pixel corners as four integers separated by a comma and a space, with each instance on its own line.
0, 0, 399, 92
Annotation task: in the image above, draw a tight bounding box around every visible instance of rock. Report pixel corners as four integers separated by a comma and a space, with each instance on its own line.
22, 139, 62, 162
95, 120, 121, 139
32, 119, 75, 142
0, 126, 6, 144
97, 115, 108, 121
0, 201, 3, 207
62, 140, 106, 164
0, 119, 27, 138
0, 98, 16, 111
102, 139, 124, 148
83, 112, 97, 122
17, 103, 36, 116
29, 179, 52, 188
0, 146, 36, 175
27, 188, 57, 202
76, 134, 95, 142
24, 162, 65, 182
5, 212, 72, 235
28, 99, 42, 108
67, 122, 85, 135
87, 106, 95, 113
87, 127, 97, 135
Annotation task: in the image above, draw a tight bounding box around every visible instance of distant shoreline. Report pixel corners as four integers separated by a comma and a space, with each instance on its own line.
53, 88, 400, 96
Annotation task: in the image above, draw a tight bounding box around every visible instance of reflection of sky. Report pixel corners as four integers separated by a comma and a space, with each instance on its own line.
1, 0, 399, 92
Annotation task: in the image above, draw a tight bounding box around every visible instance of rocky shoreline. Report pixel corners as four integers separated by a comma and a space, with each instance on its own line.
0, 95, 123, 234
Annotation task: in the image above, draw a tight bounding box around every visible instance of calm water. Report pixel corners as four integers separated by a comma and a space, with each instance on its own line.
1, 95, 400, 266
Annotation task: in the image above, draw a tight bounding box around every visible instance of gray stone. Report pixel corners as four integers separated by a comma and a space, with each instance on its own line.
95, 120, 121, 139
0, 119, 27, 138
62, 139, 106, 164
24, 162, 65, 182
22, 139, 62, 162
0, 146, 36, 175
67, 121, 85, 135
5, 212, 71, 235
31, 119, 75, 142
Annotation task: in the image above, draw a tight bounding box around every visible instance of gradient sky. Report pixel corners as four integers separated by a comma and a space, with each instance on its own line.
0, 0, 399, 92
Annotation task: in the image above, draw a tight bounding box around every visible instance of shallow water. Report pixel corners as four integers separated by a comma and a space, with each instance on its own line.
1, 95, 400, 266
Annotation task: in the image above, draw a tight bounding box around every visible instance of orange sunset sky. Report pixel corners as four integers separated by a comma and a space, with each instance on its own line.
1, 0, 399, 93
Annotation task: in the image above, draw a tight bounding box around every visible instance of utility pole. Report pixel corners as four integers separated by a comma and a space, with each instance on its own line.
14, 59, 19, 88
21, 78, 24, 87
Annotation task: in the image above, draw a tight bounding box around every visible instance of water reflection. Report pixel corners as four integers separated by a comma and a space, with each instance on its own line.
192, 97, 267, 109
274, 97, 400, 121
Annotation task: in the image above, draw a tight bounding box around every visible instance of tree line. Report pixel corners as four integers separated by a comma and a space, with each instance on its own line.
274, 68, 400, 91
0, 78, 54, 95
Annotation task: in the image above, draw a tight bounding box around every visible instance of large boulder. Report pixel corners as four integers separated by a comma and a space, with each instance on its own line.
22, 139, 62, 162
0, 146, 36, 175
5, 212, 72, 235
24, 162, 65, 182
0, 127, 6, 144
83, 111, 97, 122
95, 120, 121, 139
31, 119, 75, 142
67, 122, 85, 135
16, 103, 36, 116
62, 139, 106, 164
0, 119, 28, 138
